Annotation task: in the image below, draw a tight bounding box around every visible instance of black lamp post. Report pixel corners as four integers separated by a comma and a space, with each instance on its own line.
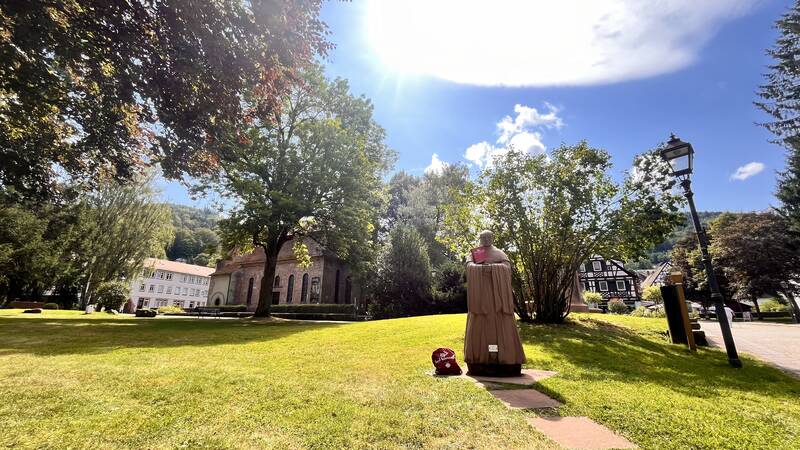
660, 134, 742, 368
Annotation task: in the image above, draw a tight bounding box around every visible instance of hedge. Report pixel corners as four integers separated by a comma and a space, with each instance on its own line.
270, 304, 356, 315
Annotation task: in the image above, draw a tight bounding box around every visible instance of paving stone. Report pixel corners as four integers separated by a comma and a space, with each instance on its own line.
489, 389, 562, 409
468, 369, 558, 385
528, 416, 637, 449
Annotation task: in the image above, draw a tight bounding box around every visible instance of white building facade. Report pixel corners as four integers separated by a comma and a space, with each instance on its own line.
128, 258, 215, 311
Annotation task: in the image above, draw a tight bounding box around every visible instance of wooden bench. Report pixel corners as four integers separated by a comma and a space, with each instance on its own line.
194, 307, 221, 318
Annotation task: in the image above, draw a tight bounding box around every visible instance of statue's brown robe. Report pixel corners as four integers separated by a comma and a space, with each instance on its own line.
464, 246, 526, 366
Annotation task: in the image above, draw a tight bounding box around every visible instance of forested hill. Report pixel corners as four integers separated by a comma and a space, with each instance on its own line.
165, 204, 221, 266
632, 211, 723, 269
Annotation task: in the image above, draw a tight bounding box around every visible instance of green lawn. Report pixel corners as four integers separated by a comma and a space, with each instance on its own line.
0, 310, 798, 449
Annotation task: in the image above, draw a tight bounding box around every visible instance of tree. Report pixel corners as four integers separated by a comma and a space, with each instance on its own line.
756, 1, 800, 232
95, 280, 130, 312
441, 142, 683, 323
669, 233, 733, 310
0, 0, 330, 199
77, 178, 174, 305
385, 171, 420, 229
370, 224, 433, 318
708, 212, 800, 322
207, 68, 393, 317
641, 285, 663, 305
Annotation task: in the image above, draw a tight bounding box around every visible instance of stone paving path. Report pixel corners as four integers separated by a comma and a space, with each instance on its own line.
463, 370, 637, 449
700, 320, 800, 378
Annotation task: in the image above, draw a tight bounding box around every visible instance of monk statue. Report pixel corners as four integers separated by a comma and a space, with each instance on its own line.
464, 230, 526, 376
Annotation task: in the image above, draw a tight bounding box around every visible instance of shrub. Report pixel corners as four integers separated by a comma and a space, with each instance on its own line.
157, 305, 184, 314
95, 281, 129, 311
642, 285, 663, 305
760, 299, 789, 312
430, 261, 467, 314
135, 309, 157, 317
584, 291, 602, 306
42, 303, 59, 310
630, 306, 666, 318
271, 304, 355, 314
217, 304, 248, 312
607, 299, 629, 314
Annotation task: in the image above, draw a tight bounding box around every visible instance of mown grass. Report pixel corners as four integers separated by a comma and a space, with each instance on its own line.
0, 309, 798, 449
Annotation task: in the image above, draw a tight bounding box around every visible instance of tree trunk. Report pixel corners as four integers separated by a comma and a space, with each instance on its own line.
752, 296, 762, 320
784, 290, 800, 324
254, 246, 280, 317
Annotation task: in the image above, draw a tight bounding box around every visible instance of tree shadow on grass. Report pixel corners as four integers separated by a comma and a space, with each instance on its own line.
0, 316, 344, 357
517, 317, 800, 401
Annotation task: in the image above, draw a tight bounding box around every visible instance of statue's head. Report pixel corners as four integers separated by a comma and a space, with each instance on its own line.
478, 230, 494, 247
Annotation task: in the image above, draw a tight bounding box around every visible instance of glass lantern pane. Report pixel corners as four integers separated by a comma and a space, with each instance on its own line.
669, 155, 690, 173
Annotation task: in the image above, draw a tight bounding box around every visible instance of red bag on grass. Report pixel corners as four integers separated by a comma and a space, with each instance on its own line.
432, 347, 462, 375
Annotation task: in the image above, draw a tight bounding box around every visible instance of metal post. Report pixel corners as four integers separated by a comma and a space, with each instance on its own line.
680, 179, 742, 367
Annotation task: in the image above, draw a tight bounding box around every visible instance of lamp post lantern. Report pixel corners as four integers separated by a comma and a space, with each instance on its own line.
660, 134, 742, 368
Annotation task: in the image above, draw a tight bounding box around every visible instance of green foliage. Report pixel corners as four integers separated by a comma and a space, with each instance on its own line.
608, 299, 630, 314
157, 305, 185, 314
760, 299, 789, 312
370, 224, 433, 319
95, 281, 129, 311
0, 0, 330, 199
207, 67, 394, 316
642, 285, 664, 305
42, 303, 59, 310
584, 291, 603, 304
630, 306, 665, 318
430, 261, 468, 314
441, 142, 683, 323
271, 304, 355, 314
165, 205, 221, 264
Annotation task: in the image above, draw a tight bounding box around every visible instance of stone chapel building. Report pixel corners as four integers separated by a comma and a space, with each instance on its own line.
207, 237, 359, 310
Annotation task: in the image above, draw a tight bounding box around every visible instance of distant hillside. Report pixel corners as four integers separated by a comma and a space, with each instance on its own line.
628, 211, 723, 270
165, 204, 221, 266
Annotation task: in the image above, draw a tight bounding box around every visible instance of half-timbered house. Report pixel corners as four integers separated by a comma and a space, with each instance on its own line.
578, 256, 641, 309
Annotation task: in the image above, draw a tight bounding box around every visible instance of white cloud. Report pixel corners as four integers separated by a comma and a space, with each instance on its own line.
424, 153, 448, 175
730, 162, 765, 181
464, 103, 558, 167
367, 1, 758, 86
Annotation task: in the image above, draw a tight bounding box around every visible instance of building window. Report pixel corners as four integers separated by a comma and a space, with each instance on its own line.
158, 271, 164, 279
189, 301, 195, 308
148, 284, 155, 293
181, 275, 187, 282
334, 270, 341, 304
165, 272, 173, 280
274, 275, 280, 288
166, 286, 172, 294
173, 300, 183, 307
301, 273, 309, 303
599, 281, 609, 291
182, 287, 188, 296
272, 291, 280, 305
157, 285, 164, 293
139, 283, 145, 292
592, 261, 602, 271
143, 299, 149, 307
201, 290, 206, 297
246, 277, 254, 305
579, 264, 586, 272
310, 277, 320, 303
286, 275, 294, 304
616, 280, 626, 291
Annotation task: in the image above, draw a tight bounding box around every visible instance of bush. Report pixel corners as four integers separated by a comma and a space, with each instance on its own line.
760, 299, 789, 312
157, 305, 184, 314
217, 304, 248, 312
95, 281, 129, 311
630, 306, 666, 318
42, 303, 59, 310
642, 285, 663, 305
584, 291, 602, 306
271, 304, 355, 314
607, 299, 629, 314
135, 309, 157, 317
430, 261, 467, 314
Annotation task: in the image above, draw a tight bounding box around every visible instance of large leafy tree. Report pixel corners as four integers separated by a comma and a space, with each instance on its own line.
441, 142, 683, 323
0, 0, 330, 199
207, 68, 394, 317
708, 212, 800, 322
756, 1, 800, 232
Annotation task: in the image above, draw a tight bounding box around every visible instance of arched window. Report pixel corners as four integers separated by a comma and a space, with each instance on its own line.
274, 275, 280, 287
334, 269, 341, 303
246, 277, 254, 305
301, 273, 309, 303
287, 275, 295, 304
344, 276, 352, 305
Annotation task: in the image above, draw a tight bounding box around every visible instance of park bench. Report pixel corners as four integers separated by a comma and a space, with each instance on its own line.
194, 307, 221, 318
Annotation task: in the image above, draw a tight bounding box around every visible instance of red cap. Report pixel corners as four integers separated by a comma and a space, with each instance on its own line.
432, 347, 462, 375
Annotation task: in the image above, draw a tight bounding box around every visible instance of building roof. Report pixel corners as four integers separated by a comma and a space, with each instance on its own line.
641, 261, 672, 289
143, 258, 215, 277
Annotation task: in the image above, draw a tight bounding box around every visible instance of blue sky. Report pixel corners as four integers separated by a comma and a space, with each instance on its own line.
161, 0, 792, 212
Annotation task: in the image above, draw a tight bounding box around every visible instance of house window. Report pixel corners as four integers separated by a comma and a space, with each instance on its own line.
201, 290, 206, 297
599, 281, 609, 291
616, 280, 626, 291
592, 261, 602, 271
287, 275, 294, 304
246, 278, 254, 305
272, 291, 280, 305
148, 284, 155, 293
165, 272, 173, 280
157, 285, 164, 293
166, 286, 172, 294
274, 276, 281, 288
310, 277, 320, 303
181, 275, 187, 282
139, 283, 145, 292
301, 273, 309, 303
158, 271, 164, 279
143, 299, 149, 307
173, 300, 182, 307
579, 264, 586, 272
189, 301, 195, 308
182, 287, 188, 296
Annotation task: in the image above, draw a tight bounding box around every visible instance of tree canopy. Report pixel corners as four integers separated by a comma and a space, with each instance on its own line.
0, 0, 330, 199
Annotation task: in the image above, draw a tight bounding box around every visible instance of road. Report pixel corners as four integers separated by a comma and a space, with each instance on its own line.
700, 320, 800, 378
